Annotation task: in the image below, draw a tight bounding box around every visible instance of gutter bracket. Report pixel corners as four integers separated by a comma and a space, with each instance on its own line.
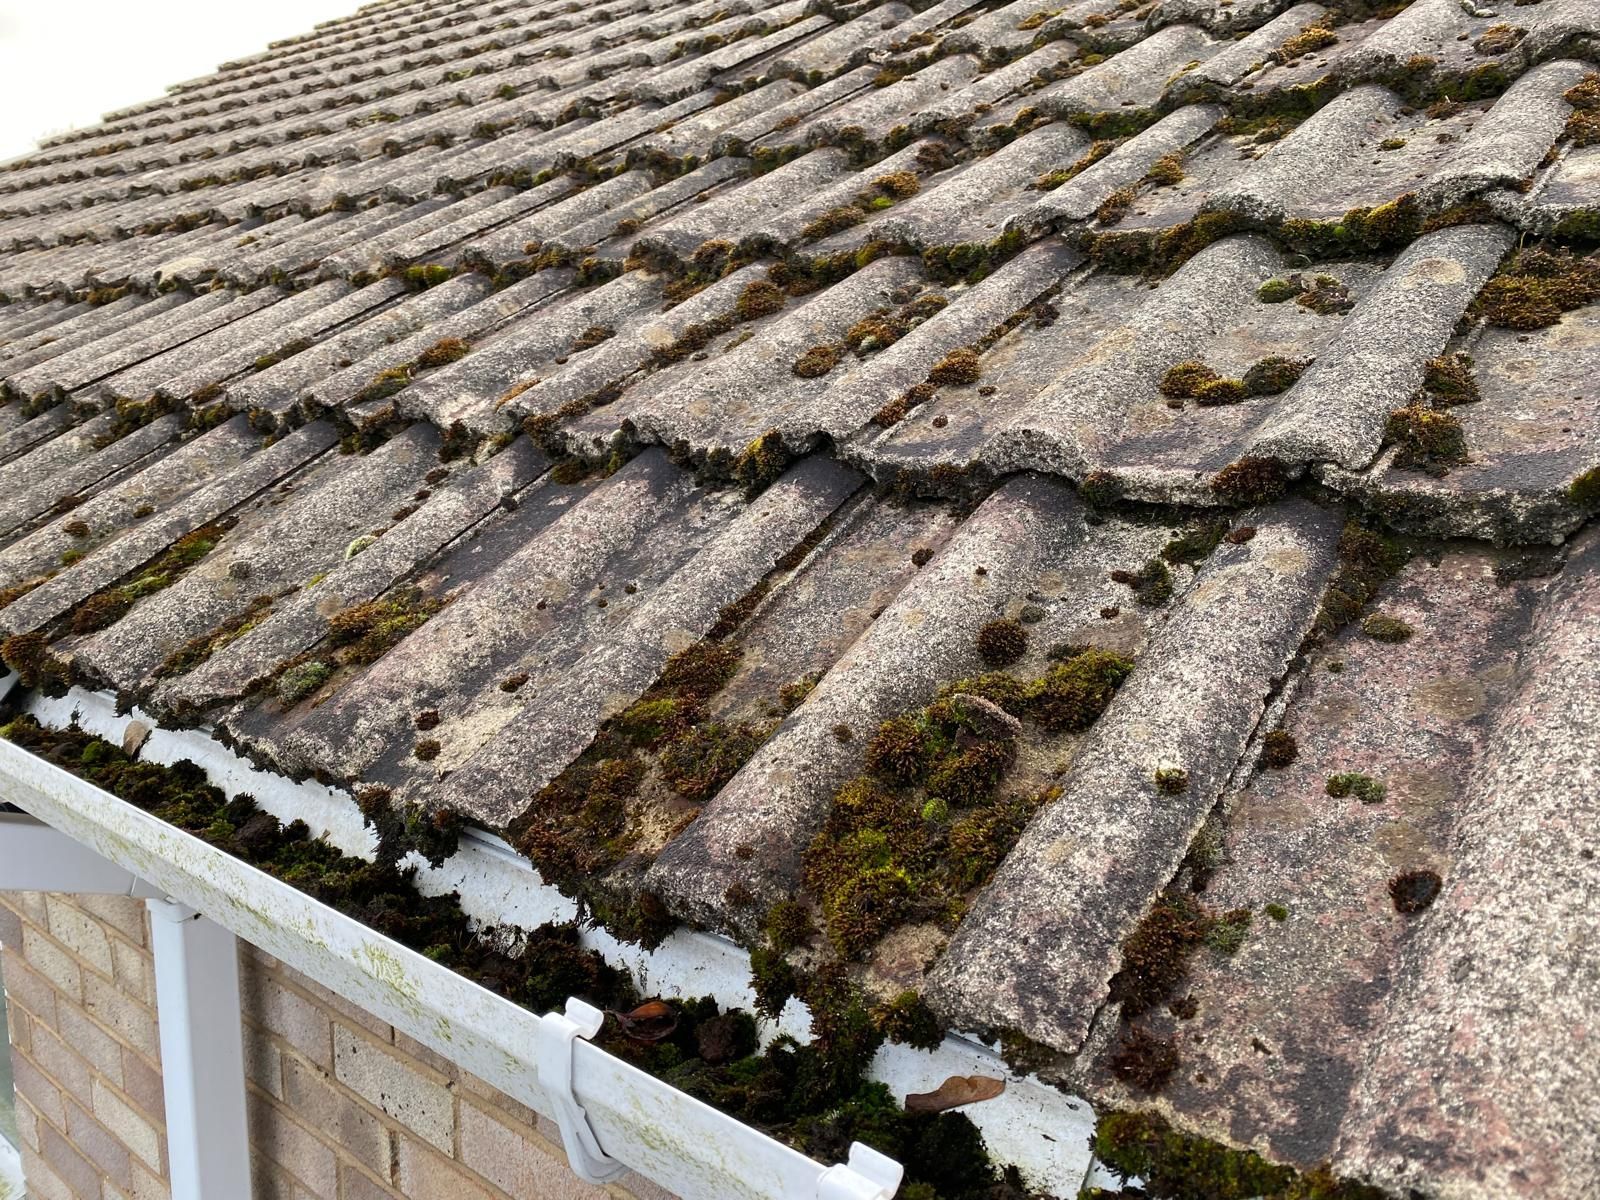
817, 1143, 905, 1200
536, 998, 629, 1184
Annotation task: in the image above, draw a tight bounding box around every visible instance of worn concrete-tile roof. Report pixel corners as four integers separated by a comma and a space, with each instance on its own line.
1, 0, 1598, 1194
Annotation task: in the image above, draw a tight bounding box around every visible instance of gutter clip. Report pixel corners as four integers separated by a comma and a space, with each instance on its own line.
818, 1144, 904, 1200
537, 998, 630, 1184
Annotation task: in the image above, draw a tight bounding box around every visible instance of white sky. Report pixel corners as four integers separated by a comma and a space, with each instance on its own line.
0, 0, 366, 161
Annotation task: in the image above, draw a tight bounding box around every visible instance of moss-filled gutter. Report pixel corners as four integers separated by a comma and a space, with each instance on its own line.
0, 681, 1098, 1199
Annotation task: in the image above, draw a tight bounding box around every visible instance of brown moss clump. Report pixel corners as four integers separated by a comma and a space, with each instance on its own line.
1389, 869, 1442, 913
1422, 352, 1479, 405
1295, 274, 1354, 315
1193, 378, 1249, 406
801, 206, 866, 240
793, 344, 842, 378
1384, 402, 1467, 474
1143, 153, 1184, 187
416, 338, 470, 369
1159, 360, 1218, 399
1242, 356, 1310, 396
734, 280, 786, 320
1473, 23, 1524, 54
1212, 457, 1290, 505
1095, 184, 1139, 225
70, 591, 134, 635
2, 632, 66, 689
1110, 1025, 1179, 1092
1110, 892, 1211, 1017
413, 739, 442, 762
570, 325, 615, 351
1033, 140, 1115, 191
63, 519, 90, 538
1259, 730, 1297, 769
1472, 247, 1600, 329
1566, 74, 1600, 145
1272, 23, 1336, 63
928, 347, 980, 385
872, 171, 920, 199
156, 596, 273, 678
975, 619, 1028, 667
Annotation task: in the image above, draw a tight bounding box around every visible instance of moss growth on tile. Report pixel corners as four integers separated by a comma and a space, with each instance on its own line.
1160, 520, 1228, 567
416, 337, 471, 368
1259, 730, 1297, 769
1325, 772, 1386, 804
1384, 402, 1467, 474
928, 347, 981, 385
1360, 612, 1415, 643
976, 618, 1028, 667
68, 522, 232, 638
1472, 247, 1600, 329
155, 595, 274, 679
1272, 22, 1336, 64
1211, 457, 1290, 505
1315, 521, 1408, 636
1111, 560, 1173, 608
1389, 868, 1441, 913
1088, 1108, 1388, 1199
793, 343, 843, 378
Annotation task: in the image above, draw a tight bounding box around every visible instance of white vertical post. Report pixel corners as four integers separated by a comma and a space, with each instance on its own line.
146, 898, 252, 1200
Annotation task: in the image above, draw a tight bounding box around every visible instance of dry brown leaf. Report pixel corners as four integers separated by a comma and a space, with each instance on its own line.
904, 1074, 1005, 1114
611, 999, 678, 1043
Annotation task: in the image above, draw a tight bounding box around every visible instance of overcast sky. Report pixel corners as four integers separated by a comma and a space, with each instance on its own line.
0, 0, 365, 161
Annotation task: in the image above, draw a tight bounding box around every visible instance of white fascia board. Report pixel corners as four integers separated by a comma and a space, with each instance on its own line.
15, 687, 1097, 1197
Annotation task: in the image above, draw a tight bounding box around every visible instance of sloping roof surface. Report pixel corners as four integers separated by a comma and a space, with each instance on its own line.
0, 0, 1597, 1195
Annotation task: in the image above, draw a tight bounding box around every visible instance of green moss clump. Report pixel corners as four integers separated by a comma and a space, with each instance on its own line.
764, 900, 815, 952
1360, 612, 1415, 642
1194, 378, 1249, 406
1259, 730, 1297, 768
326, 588, 444, 666
872, 991, 942, 1050
975, 619, 1028, 667
793, 343, 842, 378
1256, 277, 1302, 303
1472, 247, 1600, 329
1024, 648, 1134, 732
1265, 902, 1289, 922
1111, 559, 1173, 607
1161, 520, 1228, 566
1091, 1108, 1388, 1200
276, 661, 330, 703
1421, 352, 1478, 405
1384, 402, 1467, 473
1326, 772, 1386, 804
660, 723, 765, 801
1316, 522, 1408, 636
1570, 466, 1600, 509
1204, 908, 1251, 954
732, 430, 788, 495
399, 264, 453, 290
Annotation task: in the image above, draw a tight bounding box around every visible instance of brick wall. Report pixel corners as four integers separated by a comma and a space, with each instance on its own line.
1, 892, 673, 1200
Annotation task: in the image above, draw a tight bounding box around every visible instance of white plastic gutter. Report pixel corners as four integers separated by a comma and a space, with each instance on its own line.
4, 684, 1099, 1196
